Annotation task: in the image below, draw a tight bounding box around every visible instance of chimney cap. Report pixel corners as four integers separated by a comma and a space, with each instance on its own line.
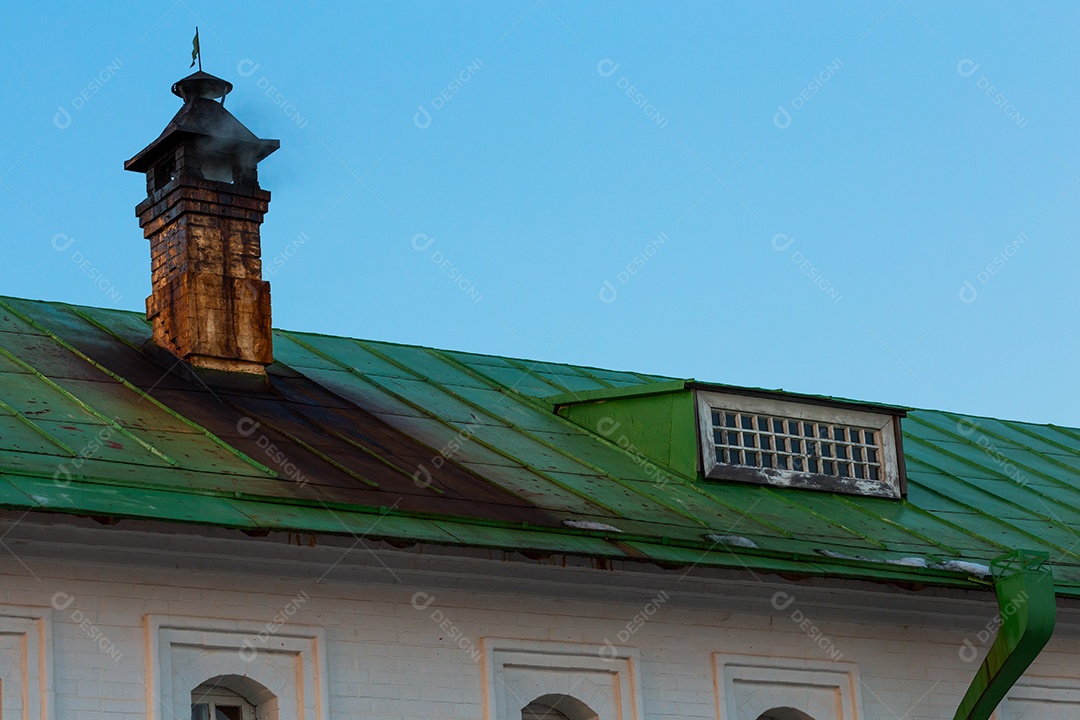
171, 71, 233, 102
124, 72, 279, 174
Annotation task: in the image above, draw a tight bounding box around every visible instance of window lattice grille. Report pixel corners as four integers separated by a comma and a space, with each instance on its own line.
709, 409, 882, 481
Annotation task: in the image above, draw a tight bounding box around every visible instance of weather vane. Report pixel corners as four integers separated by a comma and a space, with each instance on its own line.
189, 27, 202, 71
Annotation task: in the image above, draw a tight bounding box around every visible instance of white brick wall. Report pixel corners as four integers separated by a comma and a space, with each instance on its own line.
0, 515, 1077, 720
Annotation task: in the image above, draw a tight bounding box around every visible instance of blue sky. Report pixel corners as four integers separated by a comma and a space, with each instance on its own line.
2, 2, 1078, 425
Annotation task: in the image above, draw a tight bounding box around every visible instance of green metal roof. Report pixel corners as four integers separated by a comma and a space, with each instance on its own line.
1, 295, 1079, 595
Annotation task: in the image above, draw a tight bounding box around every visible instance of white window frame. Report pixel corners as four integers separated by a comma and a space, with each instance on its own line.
482, 639, 643, 720
713, 654, 865, 720
695, 390, 903, 499
192, 684, 257, 720
0, 605, 54, 720
146, 615, 329, 720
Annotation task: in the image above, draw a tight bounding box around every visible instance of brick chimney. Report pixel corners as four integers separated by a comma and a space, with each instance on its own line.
125, 71, 279, 374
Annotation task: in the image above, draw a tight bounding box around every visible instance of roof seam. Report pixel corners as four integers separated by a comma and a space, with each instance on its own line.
362, 341, 711, 524
279, 331, 615, 515
903, 465, 1080, 562
0, 342, 181, 469
904, 433, 1080, 532
420, 347, 737, 528
910, 412, 1080, 498
60, 305, 281, 477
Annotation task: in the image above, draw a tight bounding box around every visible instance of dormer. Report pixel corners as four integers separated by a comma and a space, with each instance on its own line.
551, 381, 907, 499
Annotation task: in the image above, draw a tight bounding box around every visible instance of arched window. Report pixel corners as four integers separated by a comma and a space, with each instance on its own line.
522, 703, 570, 720
191, 675, 276, 720
755, 708, 816, 720
520, 694, 599, 720
191, 682, 255, 720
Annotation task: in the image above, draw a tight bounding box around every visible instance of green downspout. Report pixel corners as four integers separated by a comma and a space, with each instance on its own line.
953, 550, 1056, 720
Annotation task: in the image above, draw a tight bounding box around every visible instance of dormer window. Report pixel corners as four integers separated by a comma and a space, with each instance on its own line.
695, 389, 904, 498
551, 380, 905, 499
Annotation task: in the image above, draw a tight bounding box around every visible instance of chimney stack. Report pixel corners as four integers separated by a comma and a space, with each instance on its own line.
125, 71, 279, 374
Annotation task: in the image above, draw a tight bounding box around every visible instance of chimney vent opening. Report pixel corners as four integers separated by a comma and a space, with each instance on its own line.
153, 156, 175, 191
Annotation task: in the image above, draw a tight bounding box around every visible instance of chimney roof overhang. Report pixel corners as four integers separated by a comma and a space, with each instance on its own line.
125, 95, 279, 173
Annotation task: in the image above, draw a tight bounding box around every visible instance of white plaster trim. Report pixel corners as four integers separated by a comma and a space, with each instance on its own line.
145, 614, 329, 720
1004, 677, 1080, 718
0, 604, 53, 720
482, 639, 644, 720
713, 653, 864, 720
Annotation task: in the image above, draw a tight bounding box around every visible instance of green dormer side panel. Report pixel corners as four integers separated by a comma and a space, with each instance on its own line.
551, 381, 700, 479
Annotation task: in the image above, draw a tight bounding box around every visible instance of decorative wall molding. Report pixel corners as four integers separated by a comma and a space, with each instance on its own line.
1003, 678, 1080, 719
714, 654, 863, 720
482, 639, 643, 720
146, 615, 329, 720
0, 604, 53, 720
